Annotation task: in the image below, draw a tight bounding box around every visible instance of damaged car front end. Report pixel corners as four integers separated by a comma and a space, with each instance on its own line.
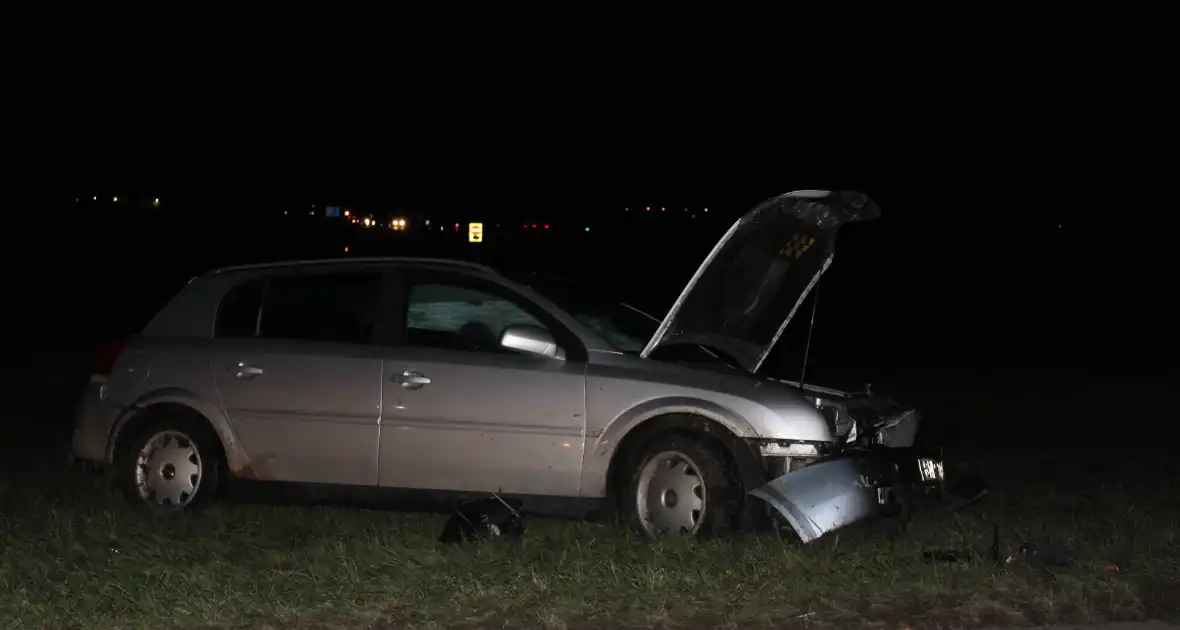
752, 382, 946, 543
526, 188, 963, 541
633, 188, 951, 543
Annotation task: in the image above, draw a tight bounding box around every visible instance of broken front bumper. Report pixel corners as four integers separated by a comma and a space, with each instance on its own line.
750, 446, 944, 543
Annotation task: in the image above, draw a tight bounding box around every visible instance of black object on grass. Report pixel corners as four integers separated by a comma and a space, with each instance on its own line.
439, 494, 526, 544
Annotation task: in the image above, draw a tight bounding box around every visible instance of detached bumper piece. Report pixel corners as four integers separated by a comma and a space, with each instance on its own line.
750, 446, 943, 543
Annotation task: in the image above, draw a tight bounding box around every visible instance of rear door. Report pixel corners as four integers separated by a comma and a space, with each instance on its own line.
212, 269, 391, 485
377, 268, 588, 496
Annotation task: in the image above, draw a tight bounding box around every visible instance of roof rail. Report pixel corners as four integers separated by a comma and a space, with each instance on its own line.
210, 257, 497, 275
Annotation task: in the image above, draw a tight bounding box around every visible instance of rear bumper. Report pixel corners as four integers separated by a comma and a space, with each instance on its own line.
71, 375, 121, 466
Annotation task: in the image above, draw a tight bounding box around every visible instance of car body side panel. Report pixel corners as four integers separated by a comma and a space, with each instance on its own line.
378, 347, 588, 496
72, 378, 124, 463
579, 391, 756, 498
212, 338, 383, 486
114, 386, 251, 472
72, 344, 155, 463
98, 338, 253, 476
578, 354, 832, 498
140, 274, 229, 338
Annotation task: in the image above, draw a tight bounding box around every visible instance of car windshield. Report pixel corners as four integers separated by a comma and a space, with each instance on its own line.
526, 282, 741, 370
530, 284, 658, 353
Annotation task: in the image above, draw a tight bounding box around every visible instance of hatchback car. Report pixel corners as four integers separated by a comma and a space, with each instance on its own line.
72, 189, 938, 540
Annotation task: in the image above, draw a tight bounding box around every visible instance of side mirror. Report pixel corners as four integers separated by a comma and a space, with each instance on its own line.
500, 324, 562, 359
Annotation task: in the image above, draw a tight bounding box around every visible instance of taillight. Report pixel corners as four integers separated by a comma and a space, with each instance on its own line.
94, 339, 127, 376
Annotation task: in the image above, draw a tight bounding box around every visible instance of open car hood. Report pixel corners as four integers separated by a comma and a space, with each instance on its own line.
640, 190, 881, 373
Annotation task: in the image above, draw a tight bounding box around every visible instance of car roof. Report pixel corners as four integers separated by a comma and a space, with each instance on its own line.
208, 257, 498, 276
142, 257, 505, 339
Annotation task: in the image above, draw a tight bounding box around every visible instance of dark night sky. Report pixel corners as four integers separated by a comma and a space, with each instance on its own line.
65, 115, 897, 213
59, 105, 1117, 256
45, 58, 1170, 303
63, 112, 1032, 215
39, 18, 1167, 235
11, 33, 1173, 375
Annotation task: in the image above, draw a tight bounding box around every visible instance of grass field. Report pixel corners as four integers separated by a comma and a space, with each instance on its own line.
2, 365, 1178, 629
2, 451, 1177, 629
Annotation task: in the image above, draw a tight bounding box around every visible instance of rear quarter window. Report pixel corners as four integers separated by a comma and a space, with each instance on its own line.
215, 279, 266, 338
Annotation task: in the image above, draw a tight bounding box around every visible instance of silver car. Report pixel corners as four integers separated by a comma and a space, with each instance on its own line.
72, 189, 937, 540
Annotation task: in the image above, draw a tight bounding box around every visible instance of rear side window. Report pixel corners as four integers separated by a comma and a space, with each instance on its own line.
215, 279, 266, 338
258, 272, 384, 345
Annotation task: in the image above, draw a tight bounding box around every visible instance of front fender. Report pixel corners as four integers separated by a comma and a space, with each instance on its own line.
106, 386, 254, 477
579, 397, 757, 498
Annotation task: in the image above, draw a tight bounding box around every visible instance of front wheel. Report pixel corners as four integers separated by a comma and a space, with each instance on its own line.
623, 434, 737, 538
117, 414, 222, 510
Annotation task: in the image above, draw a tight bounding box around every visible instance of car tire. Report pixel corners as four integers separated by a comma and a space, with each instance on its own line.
623, 434, 737, 539
116, 412, 222, 511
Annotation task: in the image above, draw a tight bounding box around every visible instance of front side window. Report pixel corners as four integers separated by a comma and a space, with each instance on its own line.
257, 272, 384, 344
406, 282, 546, 353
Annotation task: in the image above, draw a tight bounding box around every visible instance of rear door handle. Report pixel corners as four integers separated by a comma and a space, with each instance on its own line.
394, 370, 431, 389
233, 362, 264, 378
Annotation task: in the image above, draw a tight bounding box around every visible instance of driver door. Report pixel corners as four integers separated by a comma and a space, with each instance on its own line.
377, 268, 588, 497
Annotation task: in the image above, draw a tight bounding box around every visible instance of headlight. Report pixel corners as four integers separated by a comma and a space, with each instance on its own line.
812, 397, 853, 437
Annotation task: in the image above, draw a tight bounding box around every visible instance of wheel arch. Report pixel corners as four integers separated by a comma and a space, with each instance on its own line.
106, 387, 250, 477
600, 411, 767, 531
588, 398, 767, 525
582, 397, 758, 494
607, 410, 759, 485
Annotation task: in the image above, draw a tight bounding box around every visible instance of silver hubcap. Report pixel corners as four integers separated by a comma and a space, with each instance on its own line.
635, 451, 706, 536
134, 430, 202, 507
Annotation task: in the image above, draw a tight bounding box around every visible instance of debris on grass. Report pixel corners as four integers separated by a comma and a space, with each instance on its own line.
1, 461, 1176, 628
439, 494, 525, 544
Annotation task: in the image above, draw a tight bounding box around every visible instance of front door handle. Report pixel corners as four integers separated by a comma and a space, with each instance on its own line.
233, 362, 264, 379
394, 370, 431, 390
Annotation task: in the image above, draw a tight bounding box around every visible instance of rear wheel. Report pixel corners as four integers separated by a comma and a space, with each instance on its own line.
117, 413, 222, 510
623, 434, 736, 538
